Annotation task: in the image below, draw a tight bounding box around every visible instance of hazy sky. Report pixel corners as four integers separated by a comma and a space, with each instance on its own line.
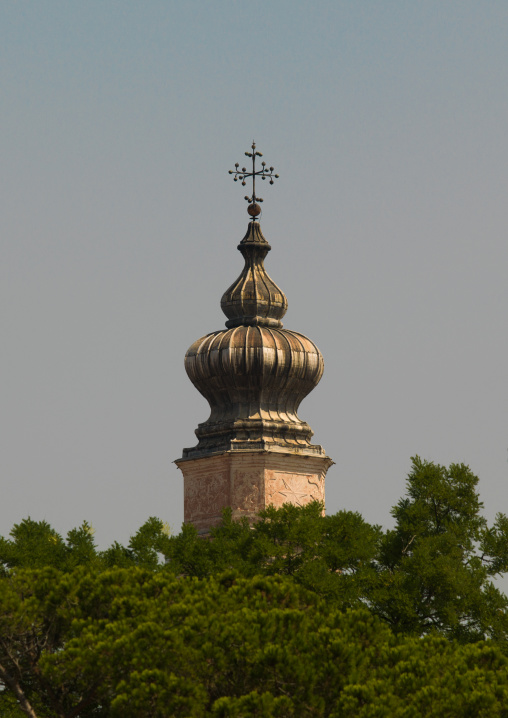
2, 1, 508, 549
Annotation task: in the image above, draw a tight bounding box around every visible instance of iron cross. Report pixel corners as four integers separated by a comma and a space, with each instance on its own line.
228, 142, 279, 218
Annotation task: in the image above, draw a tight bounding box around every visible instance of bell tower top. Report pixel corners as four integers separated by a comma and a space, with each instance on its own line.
175, 144, 333, 532
180, 144, 328, 460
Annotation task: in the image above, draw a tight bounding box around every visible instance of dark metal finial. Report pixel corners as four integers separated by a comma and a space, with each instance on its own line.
228, 141, 279, 220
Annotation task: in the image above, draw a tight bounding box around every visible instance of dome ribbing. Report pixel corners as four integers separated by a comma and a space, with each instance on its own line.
181, 220, 326, 460
221, 222, 288, 328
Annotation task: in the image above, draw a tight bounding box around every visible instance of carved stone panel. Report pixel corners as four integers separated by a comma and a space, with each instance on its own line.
184, 468, 229, 524
231, 470, 263, 516
266, 471, 324, 509
176, 450, 332, 533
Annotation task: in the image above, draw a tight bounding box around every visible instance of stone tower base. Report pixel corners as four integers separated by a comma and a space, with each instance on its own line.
175, 451, 334, 534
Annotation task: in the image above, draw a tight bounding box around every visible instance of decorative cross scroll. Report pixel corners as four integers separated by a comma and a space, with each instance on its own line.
228, 141, 279, 219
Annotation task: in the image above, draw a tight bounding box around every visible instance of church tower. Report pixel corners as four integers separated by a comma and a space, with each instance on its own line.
176, 144, 333, 533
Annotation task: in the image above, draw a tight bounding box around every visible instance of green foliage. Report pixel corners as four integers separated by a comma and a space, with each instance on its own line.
1, 456, 508, 716
165, 459, 508, 644
0, 517, 172, 574
0, 691, 28, 718
167, 502, 381, 608
1, 568, 508, 717
211, 692, 294, 717
374, 457, 508, 642
0, 518, 68, 573
127, 516, 172, 569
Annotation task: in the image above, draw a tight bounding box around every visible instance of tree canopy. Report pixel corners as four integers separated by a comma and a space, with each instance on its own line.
1, 457, 508, 717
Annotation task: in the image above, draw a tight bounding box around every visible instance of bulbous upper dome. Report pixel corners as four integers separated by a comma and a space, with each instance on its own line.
181, 220, 326, 460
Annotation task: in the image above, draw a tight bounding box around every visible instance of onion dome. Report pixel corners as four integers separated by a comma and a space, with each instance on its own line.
182, 220, 326, 460
221, 221, 287, 328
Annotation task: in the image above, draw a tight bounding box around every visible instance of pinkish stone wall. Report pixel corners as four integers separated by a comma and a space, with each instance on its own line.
265, 471, 324, 508
181, 454, 231, 532
176, 451, 333, 533
231, 469, 264, 516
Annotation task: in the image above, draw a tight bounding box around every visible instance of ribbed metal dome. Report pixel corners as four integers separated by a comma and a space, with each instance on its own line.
181, 221, 326, 459
221, 222, 288, 328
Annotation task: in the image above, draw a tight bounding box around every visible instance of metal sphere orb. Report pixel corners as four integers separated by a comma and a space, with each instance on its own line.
247, 202, 261, 217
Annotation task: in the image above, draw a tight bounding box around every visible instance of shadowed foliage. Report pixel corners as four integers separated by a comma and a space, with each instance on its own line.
1, 458, 507, 716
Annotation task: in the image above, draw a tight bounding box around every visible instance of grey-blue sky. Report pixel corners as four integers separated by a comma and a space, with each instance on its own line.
1, 1, 507, 547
